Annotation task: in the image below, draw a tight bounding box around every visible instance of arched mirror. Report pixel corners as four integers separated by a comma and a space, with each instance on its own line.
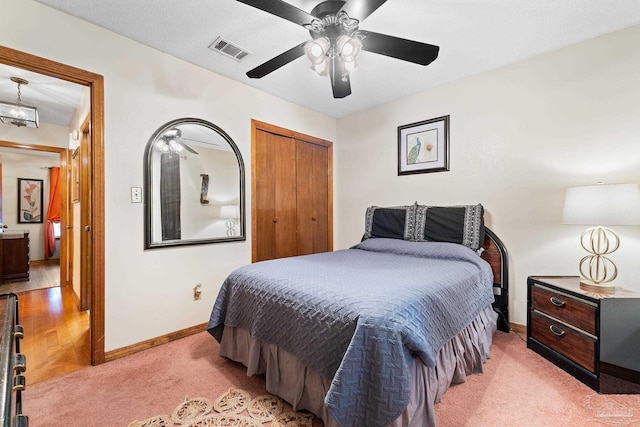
144, 118, 245, 249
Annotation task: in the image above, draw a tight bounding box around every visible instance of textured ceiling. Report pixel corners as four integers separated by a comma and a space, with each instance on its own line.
22, 0, 640, 119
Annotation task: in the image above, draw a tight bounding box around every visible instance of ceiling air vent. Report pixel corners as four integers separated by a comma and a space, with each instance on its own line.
209, 37, 252, 62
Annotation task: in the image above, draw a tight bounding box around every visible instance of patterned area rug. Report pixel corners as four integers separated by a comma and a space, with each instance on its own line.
128, 388, 314, 427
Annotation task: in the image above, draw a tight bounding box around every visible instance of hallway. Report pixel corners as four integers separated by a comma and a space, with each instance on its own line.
0, 259, 60, 293
2, 262, 90, 385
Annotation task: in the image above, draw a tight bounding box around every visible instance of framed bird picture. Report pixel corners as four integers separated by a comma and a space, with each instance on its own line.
397, 115, 449, 175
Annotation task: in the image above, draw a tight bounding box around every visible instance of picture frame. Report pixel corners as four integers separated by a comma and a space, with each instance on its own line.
398, 115, 450, 175
18, 178, 44, 223
72, 148, 80, 202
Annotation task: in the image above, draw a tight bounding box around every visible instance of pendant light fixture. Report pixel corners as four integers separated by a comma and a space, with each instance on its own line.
0, 77, 39, 128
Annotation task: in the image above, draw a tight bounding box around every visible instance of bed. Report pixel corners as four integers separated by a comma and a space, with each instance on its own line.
207, 204, 509, 427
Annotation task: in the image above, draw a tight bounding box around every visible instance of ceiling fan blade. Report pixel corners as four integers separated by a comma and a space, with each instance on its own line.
338, 0, 387, 22
246, 42, 307, 78
182, 137, 221, 147
235, 0, 315, 26
329, 59, 351, 98
362, 31, 439, 66
331, 76, 351, 98
177, 141, 199, 155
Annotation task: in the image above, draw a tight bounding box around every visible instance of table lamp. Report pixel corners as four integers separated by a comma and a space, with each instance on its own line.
562, 183, 640, 290
219, 205, 239, 237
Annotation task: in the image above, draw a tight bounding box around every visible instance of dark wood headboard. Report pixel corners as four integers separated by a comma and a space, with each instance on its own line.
481, 228, 509, 332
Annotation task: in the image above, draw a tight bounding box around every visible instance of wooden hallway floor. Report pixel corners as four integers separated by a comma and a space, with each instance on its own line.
17, 285, 90, 385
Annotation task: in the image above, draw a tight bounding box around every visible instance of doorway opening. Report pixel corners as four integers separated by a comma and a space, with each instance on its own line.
0, 45, 105, 366
0, 142, 65, 293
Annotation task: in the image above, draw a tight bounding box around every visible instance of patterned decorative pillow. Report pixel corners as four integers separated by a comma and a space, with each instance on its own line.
363, 204, 417, 241
413, 204, 485, 251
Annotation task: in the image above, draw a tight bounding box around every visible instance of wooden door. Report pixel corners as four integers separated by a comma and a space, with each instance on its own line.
79, 118, 92, 311
296, 140, 329, 255
0, 161, 3, 280
254, 129, 297, 262
0, 162, 3, 228
66, 148, 78, 289
252, 120, 333, 263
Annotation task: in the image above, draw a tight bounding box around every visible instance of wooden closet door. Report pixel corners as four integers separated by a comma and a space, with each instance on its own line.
252, 120, 332, 263
254, 130, 297, 261
296, 140, 329, 255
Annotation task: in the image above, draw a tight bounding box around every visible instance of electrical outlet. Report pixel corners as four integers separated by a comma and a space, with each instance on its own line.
193, 284, 202, 301
131, 187, 142, 203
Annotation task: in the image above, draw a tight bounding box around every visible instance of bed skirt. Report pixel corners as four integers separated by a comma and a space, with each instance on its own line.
219, 305, 498, 427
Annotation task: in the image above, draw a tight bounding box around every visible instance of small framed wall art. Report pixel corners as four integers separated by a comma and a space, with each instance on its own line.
18, 177, 44, 223
398, 115, 450, 175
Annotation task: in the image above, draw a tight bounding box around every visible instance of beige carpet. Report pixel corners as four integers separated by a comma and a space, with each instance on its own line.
25, 331, 640, 426
128, 388, 313, 427
435, 331, 640, 426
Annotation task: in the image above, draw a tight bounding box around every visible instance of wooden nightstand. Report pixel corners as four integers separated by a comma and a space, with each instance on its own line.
527, 276, 640, 393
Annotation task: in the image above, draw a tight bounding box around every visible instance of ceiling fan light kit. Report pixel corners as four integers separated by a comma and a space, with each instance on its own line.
305, 36, 330, 76
155, 128, 199, 155
0, 76, 39, 128
237, 0, 439, 98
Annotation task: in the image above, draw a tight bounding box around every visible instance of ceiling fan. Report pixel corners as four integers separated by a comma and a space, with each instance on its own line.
156, 128, 199, 155
237, 0, 440, 98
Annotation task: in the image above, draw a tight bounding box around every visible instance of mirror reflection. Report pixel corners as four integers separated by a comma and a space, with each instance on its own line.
144, 118, 245, 249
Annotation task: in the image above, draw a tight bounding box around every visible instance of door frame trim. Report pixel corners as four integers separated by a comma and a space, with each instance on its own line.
0, 45, 106, 365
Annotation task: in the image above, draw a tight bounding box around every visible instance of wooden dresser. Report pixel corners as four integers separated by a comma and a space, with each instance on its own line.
1, 232, 30, 284
527, 276, 640, 393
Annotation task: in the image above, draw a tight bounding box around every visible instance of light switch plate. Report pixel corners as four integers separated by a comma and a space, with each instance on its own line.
131, 187, 142, 203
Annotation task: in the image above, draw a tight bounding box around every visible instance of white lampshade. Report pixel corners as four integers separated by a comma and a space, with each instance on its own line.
562, 183, 640, 226
305, 37, 330, 65
219, 205, 239, 219
336, 35, 362, 63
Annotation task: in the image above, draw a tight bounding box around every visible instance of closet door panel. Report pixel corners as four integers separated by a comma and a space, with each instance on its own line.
296, 141, 328, 255
273, 135, 298, 259
295, 141, 314, 255
311, 143, 329, 253
254, 130, 277, 262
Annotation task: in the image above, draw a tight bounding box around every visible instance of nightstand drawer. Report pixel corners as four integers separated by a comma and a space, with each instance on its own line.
530, 311, 596, 373
531, 285, 596, 335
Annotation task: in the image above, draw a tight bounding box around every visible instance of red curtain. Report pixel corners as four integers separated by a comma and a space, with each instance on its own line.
45, 167, 61, 259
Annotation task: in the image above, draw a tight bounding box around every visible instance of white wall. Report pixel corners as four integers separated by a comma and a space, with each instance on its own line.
0, 122, 69, 149
1, 0, 336, 350
335, 24, 640, 325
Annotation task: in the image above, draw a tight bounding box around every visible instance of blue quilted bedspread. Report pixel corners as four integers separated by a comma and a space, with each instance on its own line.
207, 238, 494, 427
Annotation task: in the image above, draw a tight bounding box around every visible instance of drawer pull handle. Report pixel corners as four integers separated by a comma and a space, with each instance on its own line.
550, 297, 566, 308
549, 325, 566, 337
